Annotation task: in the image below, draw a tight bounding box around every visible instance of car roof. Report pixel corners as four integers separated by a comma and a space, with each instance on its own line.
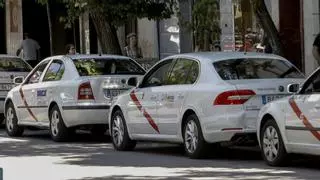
0, 54, 20, 59
66, 54, 131, 60
165, 52, 286, 63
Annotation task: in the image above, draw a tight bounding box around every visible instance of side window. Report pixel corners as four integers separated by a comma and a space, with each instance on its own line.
186, 61, 199, 84
141, 59, 173, 88
26, 61, 50, 84
43, 60, 65, 82
301, 70, 320, 94
167, 59, 198, 85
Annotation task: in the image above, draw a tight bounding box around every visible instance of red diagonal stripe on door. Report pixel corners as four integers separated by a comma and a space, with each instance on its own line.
130, 90, 160, 133
289, 98, 320, 140
19, 87, 38, 121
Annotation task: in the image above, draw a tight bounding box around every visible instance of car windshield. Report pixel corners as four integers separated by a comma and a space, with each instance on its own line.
73, 58, 145, 76
0, 57, 32, 72
213, 58, 304, 80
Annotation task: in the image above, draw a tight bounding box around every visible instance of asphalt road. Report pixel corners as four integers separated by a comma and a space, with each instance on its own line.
0, 128, 320, 180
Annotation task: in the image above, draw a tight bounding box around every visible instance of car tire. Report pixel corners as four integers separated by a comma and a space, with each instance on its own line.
111, 110, 136, 151
260, 118, 287, 166
183, 114, 208, 159
90, 125, 107, 137
5, 102, 24, 137
49, 105, 69, 142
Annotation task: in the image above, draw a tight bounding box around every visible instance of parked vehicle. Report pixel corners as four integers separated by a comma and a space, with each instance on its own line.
4, 54, 145, 141
109, 52, 305, 158
257, 66, 320, 166
0, 55, 32, 124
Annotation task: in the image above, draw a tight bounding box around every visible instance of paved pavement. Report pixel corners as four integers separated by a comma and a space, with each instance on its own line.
0, 128, 320, 180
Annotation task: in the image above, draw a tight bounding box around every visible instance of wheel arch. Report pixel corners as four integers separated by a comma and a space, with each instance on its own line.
180, 109, 198, 139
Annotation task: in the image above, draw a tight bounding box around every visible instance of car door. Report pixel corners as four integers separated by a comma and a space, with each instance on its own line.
285, 68, 320, 147
127, 59, 174, 136
17, 60, 50, 124
157, 58, 200, 135
36, 59, 65, 124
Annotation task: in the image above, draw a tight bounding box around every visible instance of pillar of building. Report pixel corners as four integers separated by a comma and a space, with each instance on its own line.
137, 18, 159, 58
304, 0, 320, 75
179, 0, 193, 53
79, 12, 90, 54
220, 0, 235, 51
6, 0, 23, 55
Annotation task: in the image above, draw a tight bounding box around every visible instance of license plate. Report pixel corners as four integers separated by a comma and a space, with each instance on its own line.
104, 89, 128, 98
0, 84, 14, 91
262, 95, 287, 104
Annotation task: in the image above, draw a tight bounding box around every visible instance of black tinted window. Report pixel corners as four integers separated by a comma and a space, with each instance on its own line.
43, 60, 65, 81
167, 59, 199, 85
143, 60, 173, 87
213, 58, 304, 80
73, 58, 145, 76
301, 70, 320, 94
0, 57, 31, 72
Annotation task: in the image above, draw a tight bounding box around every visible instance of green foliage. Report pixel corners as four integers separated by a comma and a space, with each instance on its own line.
180, 0, 221, 51
61, 0, 177, 28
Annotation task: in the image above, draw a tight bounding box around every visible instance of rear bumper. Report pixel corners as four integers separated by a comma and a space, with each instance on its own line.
61, 104, 110, 127
201, 108, 259, 143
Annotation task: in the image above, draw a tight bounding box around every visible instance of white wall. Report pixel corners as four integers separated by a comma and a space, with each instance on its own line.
304, 0, 320, 75
137, 18, 159, 58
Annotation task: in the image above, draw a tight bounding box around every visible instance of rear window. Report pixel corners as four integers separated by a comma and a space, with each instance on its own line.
73, 58, 145, 76
213, 58, 304, 80
0, 57, 31, 72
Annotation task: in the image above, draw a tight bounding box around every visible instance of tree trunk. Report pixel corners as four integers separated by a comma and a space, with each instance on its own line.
255, 0, 284, 56
90, 11, 122, 55
46, 0, 53, 55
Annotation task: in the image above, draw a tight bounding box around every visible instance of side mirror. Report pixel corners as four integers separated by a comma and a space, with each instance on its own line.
13, 76, 24, 84
288, 83, 299, 93
127, 77, 138, 87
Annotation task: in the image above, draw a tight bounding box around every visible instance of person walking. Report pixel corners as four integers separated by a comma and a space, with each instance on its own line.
16, 33, 40, 68
313, 33, 320, 65
65, 44, 77, 55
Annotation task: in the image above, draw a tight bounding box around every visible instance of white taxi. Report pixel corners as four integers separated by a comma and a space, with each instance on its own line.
109, 52, 305, 158
0, 55, 32, 123
257, 66, 320, 166
5, 54, 145, 141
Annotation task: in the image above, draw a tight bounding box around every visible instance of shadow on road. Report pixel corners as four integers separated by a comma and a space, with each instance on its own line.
0, 129, 320, 180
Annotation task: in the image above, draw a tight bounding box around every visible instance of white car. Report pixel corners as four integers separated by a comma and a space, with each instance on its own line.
4, 54, 145, 141
109, 52, 305, 158
0, 55, 32, 123
257, 66, 320, 166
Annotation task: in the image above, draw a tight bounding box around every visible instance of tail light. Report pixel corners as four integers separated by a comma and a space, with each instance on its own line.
214, 90, 255, 105
78, 82, 95, 100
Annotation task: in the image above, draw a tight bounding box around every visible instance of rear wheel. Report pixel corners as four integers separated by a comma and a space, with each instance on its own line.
5, 102, 24, 137
183, 114, 208, 159
49, 105, 69, 142
111, 110, 136, 151
261, 119, 287, 166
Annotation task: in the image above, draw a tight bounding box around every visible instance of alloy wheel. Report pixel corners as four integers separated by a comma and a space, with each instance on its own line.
263, 126, 279, 162
184, 120, 198, 154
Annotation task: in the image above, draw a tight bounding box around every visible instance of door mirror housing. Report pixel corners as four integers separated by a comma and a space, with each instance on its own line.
288, 83, 300, 93
127, 77, 138, 87
13, 76, 24, 84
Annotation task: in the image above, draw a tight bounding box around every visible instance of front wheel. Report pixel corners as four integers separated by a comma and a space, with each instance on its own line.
183, 114, 208, 159
5, 102, 24, 137
111, 110, 136, 151
260, 119, 287, 166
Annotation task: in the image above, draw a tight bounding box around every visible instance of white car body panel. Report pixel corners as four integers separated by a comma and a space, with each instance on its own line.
5, 54, 145, 129
110, 52, 305, 144
257, 67, 320, 156
0, 55, 31, 116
